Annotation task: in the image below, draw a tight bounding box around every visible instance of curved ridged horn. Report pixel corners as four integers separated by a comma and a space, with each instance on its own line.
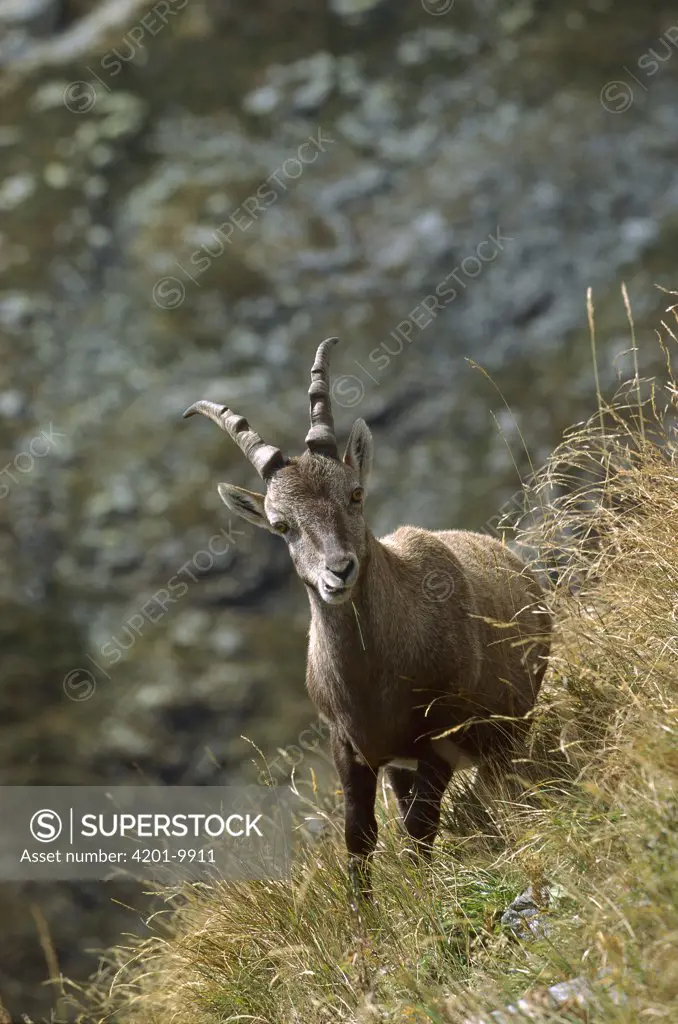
305, 337, 339, 457
183, 401, 285, 479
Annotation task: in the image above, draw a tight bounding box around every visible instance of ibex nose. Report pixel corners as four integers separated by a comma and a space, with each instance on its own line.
325, 555, 356, 582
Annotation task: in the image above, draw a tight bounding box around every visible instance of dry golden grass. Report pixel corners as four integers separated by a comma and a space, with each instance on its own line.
71, 312, 678, 1024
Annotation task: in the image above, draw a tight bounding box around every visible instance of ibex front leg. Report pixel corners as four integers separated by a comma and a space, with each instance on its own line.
331, 729, 378, 903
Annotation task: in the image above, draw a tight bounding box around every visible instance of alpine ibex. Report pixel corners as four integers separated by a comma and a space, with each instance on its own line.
184, 338, 552, 898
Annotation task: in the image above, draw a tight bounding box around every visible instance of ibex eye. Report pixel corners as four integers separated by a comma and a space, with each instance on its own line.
350, 487, 363, 503
273, 521, 289, 534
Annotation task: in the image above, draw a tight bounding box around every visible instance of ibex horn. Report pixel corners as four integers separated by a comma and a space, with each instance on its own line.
305, 337, 339, 457
183, 401, 285, 479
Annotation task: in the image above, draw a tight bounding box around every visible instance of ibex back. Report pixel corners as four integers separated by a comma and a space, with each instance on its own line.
184, 338, 552, 900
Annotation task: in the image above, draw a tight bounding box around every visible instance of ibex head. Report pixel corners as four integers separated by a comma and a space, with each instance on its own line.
184, 339, 373, 605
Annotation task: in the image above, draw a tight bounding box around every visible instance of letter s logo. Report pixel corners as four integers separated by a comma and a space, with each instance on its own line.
30, 809, 63, 843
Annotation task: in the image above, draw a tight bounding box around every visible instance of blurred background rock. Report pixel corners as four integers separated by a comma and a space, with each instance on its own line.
0, 0, 676, 1017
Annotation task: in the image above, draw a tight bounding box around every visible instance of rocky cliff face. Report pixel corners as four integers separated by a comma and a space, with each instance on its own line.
1, 0, 676, 1017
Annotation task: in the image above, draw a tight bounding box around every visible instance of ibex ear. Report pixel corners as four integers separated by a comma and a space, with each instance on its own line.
343, 418, 373, 486
217, 483, 274, 532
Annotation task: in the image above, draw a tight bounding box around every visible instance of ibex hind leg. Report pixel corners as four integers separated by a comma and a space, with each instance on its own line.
385, 765, 415, 822
400, 752, 452, 859
471, 734, 532, 834
485, 712, 536, 794
445, 725, 530, 839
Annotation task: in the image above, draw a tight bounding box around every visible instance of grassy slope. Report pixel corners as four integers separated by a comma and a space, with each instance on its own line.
74, 340, 678, 1024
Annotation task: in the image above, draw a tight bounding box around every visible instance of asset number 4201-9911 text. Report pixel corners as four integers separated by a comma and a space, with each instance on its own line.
131, 849, 216, 863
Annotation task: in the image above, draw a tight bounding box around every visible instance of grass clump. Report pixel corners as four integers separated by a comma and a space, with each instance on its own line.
73, 318, 678, 1024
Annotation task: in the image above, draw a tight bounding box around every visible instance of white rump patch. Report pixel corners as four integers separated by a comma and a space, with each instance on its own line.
387, 757, 418, 771
386, 742, 476, 773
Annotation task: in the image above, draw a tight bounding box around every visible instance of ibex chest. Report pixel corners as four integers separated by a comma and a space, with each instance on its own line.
306, 645, 420, 763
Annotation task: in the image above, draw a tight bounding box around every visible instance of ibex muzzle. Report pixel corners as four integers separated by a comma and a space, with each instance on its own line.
184, 337, 552, 905
321, 551, 359, 603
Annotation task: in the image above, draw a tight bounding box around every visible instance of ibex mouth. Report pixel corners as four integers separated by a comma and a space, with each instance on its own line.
319, 582, 355, 605
319, 564, 359, 605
